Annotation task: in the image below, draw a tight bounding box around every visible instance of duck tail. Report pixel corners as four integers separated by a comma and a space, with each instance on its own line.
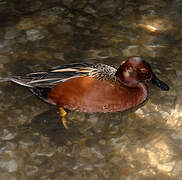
0, 76, 56, 105
0, 76, 34, 88
7, 76, 33, 88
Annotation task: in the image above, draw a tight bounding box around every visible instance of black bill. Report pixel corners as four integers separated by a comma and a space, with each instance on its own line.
151, 73, 169, 91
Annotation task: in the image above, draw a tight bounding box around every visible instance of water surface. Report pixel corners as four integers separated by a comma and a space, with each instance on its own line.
0, 0, 181, 179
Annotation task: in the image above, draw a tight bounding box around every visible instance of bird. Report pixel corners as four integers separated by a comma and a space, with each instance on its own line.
1, 56, 169, 128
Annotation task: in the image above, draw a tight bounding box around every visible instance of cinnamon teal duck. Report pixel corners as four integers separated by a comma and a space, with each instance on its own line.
3, 56, 169, 128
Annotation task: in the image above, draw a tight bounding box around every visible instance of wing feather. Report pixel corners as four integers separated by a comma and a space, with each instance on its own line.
10, 63, 98, 88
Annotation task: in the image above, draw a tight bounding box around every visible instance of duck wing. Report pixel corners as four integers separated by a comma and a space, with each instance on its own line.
10, 63, 98, 88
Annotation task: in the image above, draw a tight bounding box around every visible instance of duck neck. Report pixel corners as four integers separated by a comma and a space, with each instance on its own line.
120, 80, 149, 106
136, 82, 148, 99
136, 82, 149, 105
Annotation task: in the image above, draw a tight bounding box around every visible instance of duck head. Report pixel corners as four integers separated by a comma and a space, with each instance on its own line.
115, 56, 169, 90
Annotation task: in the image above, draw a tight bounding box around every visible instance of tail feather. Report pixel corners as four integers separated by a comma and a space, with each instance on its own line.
0, 76, 35, 87
0, 76, 56, 105
9, 76, 34, 88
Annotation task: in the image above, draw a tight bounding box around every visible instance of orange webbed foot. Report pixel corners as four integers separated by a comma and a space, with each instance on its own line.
59, 107, 68, 129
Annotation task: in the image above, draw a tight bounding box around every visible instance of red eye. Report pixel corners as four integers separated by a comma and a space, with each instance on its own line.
127, 67, 133, 74
140, 68, 147, 73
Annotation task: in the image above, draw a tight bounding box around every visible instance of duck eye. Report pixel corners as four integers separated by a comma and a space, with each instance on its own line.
140, 68, 148, 73
127, 67, 133, 74
123, 67, 134, 78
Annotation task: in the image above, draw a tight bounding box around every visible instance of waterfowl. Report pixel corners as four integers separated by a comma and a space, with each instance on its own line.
3, 56, 169, 128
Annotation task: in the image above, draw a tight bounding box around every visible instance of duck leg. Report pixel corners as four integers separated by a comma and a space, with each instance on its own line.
59, 107, 69, 129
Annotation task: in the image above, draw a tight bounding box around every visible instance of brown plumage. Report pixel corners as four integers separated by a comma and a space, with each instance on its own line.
4, 57, 169, 113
